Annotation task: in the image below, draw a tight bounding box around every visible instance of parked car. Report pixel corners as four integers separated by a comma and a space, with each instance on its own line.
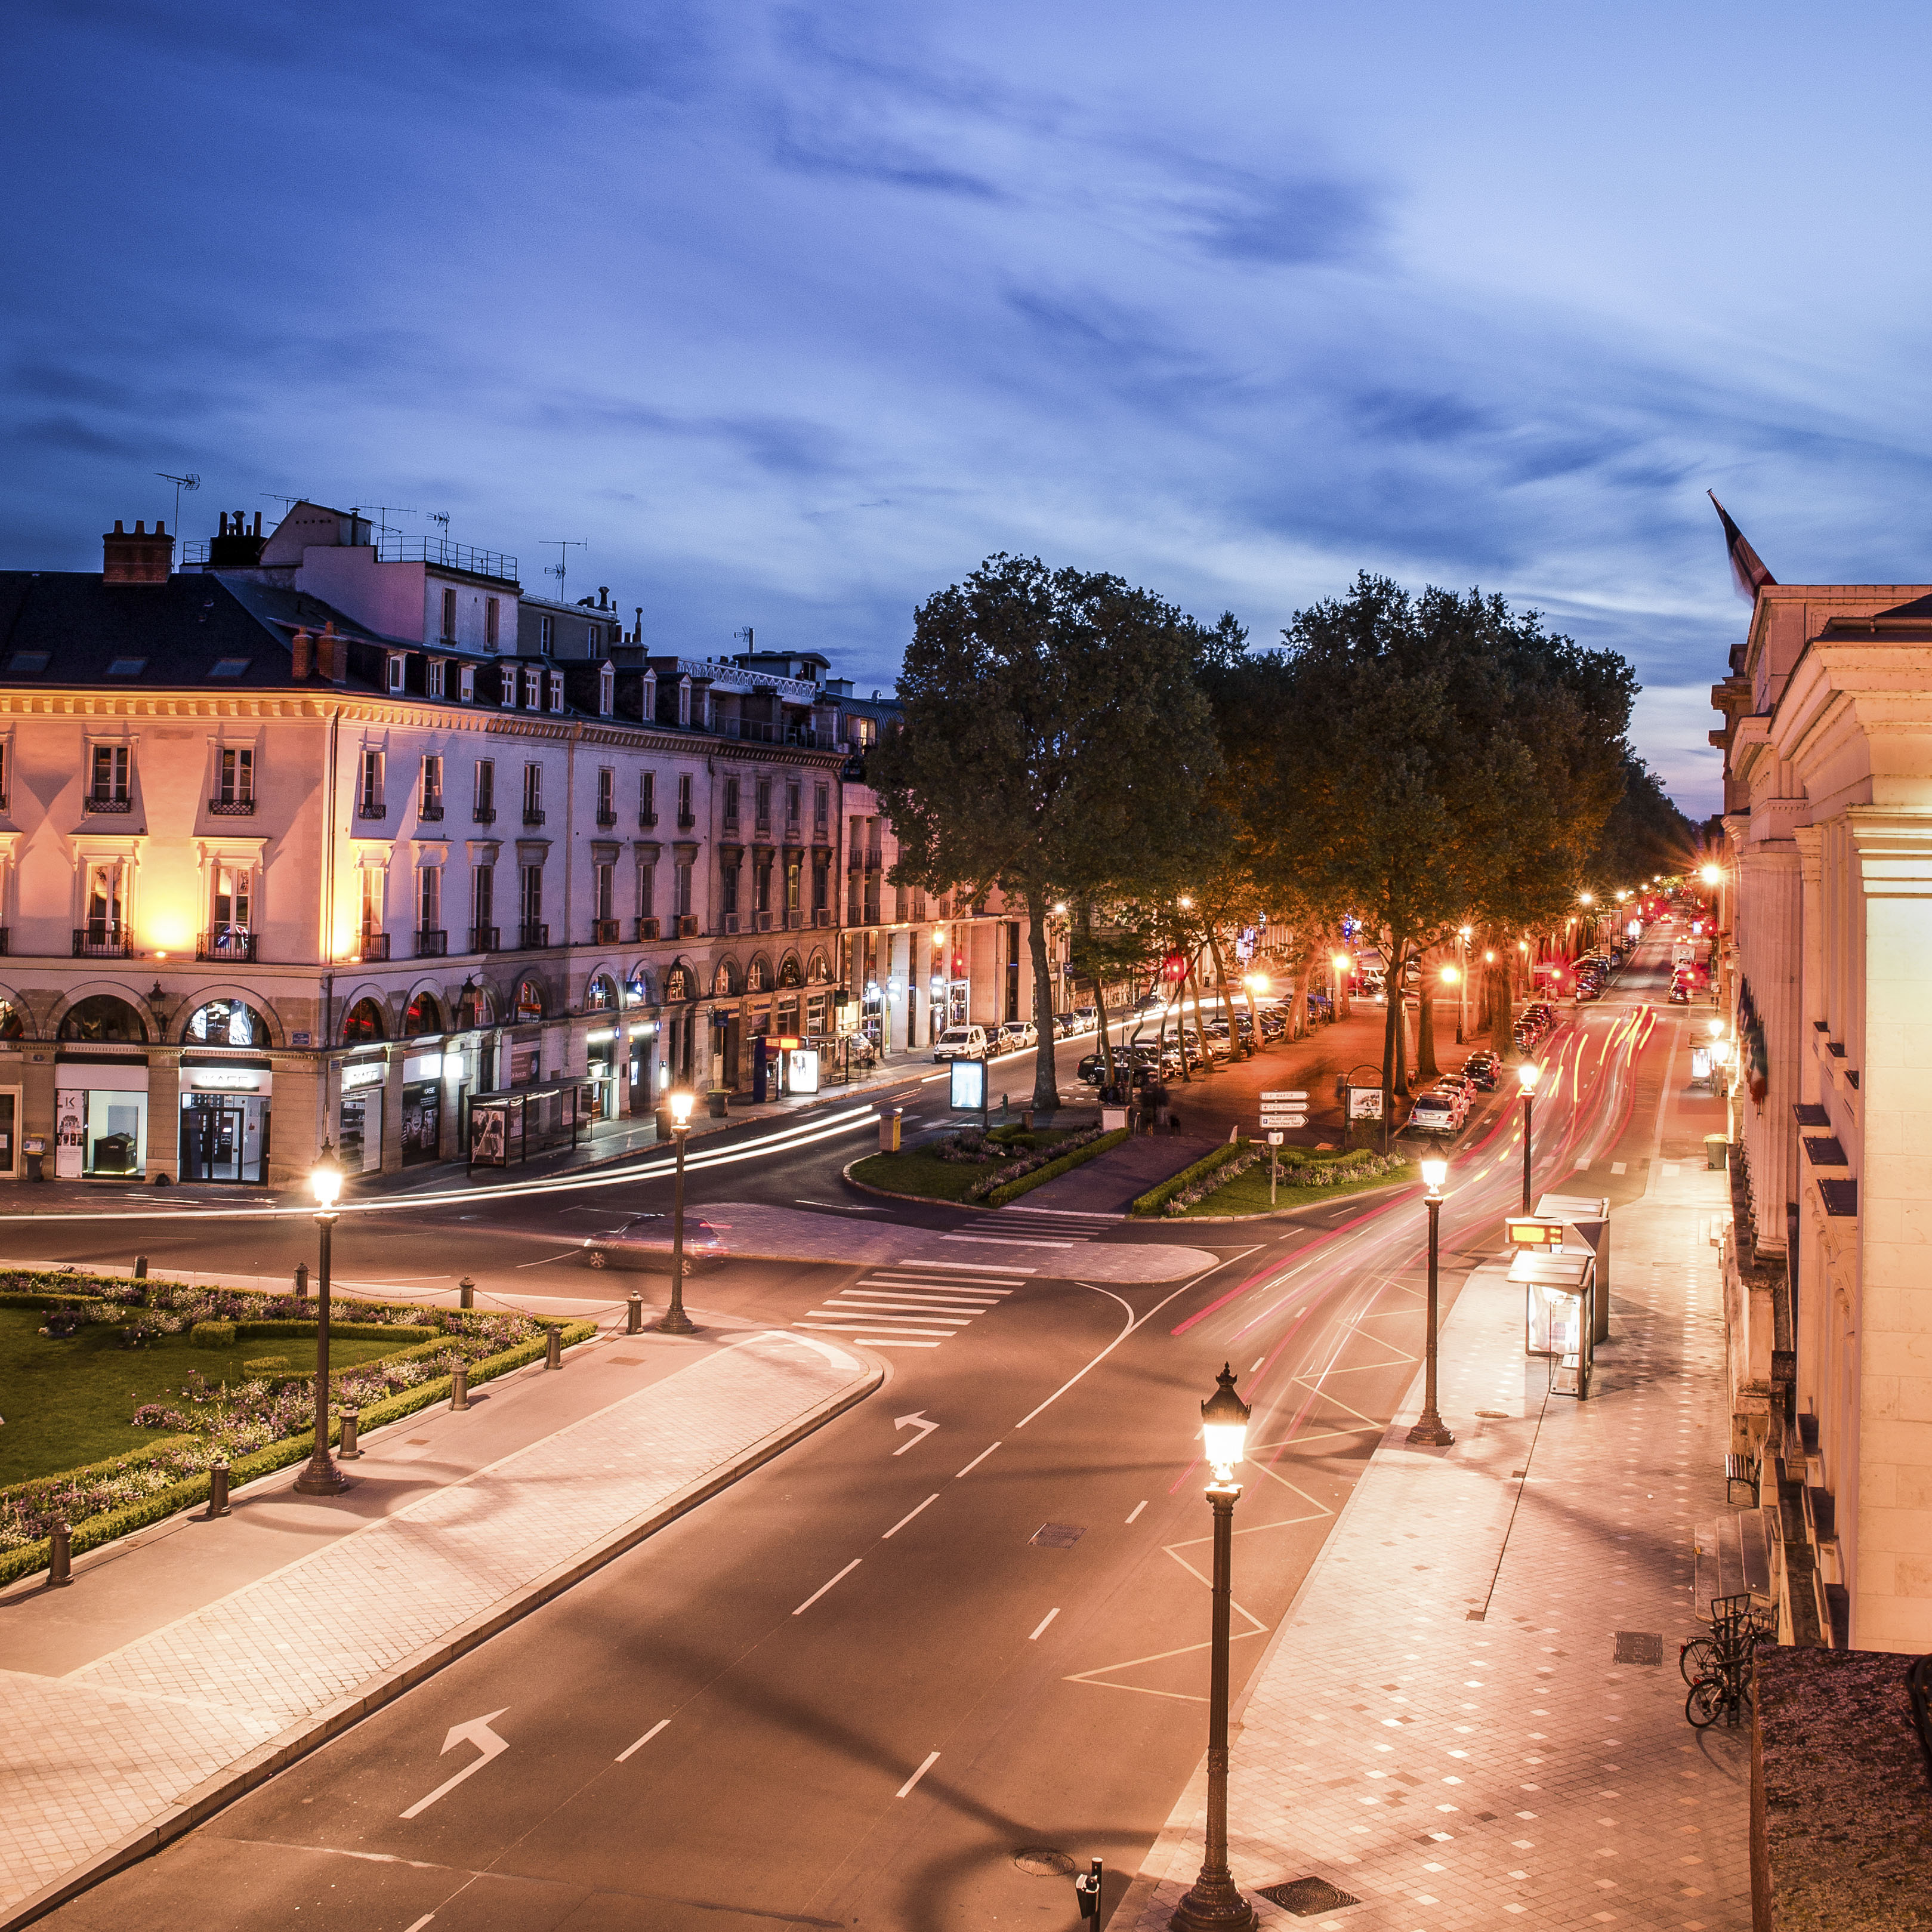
1435, 1069, 1479, 1104
996, 1019, 1038, 1051
1078, 1046, 1165, 1085
1462, 1052, 1500, 1091
1051, 1011, 1079, 1040
1071, 1006, 1100, 1033
933, 1024, 989, 1062
1667, 978, 1691, 1005
1406, 1093, 1462, 1136
582, 1214, 727, 1273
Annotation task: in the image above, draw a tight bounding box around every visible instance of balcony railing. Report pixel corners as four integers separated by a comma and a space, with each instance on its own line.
467, 925, 499, 953
85, 795, 132, 814
591, 918, 619, 944
353, 933, 390, 961
722, 913, 740, 935
757, 910, 774, 932
73, 925, 132, 957
814, 907, 832, 926
635, 916, 661, 942
197, 928, 257, 962
415, 929, 449, 958
522, 807, 545, 826
207, 797, 256, 816
639, 811, 658, 828
676, 811, 696, 829
595, 808, 617, 828
473, 804, 496, 824
357, 798, 386, 820
376, 534, 519, 583
786, 911, 803, 930
675, 914, 698, 938
419, 799, 445, 822
516, 921, 549, 949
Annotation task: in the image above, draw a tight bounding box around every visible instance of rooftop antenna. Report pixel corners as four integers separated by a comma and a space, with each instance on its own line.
156, 471, 199, 537
261, 492, 301, 511
541, 538, 588, 601
733, 626, 754, 656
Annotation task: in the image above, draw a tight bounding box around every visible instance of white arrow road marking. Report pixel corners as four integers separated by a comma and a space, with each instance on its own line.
400, 1708, 511, 1819
893, 1411, 940, 1453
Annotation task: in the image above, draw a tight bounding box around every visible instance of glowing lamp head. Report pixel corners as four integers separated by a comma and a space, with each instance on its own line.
1484, 950, 1495, 963
1517, 1061, 1542, 1095
1053, 901, 1067, 913
1708, 1018, 1726, 1040
1419, 1155, 1449, 1194
668, 1088, 696, 1129
1245, 971, 1270, 994
1458, 925, 1472, 939
932, 927, 946, 943
1177, 896, 1193, 911
1439, 964, 1460, 985
1578, 891, 1594, 906
1332, 953, 1351, 973
1700, 863, 1722, 887
1200, 1363, 1251, 1479
310, 1140, 345, 1210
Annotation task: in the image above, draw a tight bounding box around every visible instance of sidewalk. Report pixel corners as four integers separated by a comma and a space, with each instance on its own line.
0, 1318, 880, 1926
1124, 1158, 1751, 1930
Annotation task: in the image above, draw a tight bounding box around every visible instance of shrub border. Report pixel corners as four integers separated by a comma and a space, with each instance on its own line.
1128, 1138, 1249, 1217
984, 1128, 1129, 1207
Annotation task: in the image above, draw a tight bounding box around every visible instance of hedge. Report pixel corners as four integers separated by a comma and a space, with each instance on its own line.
0, 1317, 597, 1589
247, 1335, 455, 1390
1128, 1138, 1249, 1217
984, 1128, 1130, 1208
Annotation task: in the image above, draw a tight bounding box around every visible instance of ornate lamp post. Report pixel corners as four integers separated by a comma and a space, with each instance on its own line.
659, 1088, 698, 1335
293, 1141, 349, 1496
1517, 1060, 1542, 1214
1171, 1366, 1257, 1932
1406, 1156, 1453, 1446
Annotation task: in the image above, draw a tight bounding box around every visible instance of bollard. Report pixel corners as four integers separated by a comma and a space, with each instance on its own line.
338, 1408, 361, 1460
48, 1520, 72, 1587
450, 1361, 470, 1411
134, 1254, 148, 1280
459, 1276, 475, 1310
546, 1325, 562, 1371
627, 1292, 643, 1335
206, 1458, 231, 1518
294, 1261, 309, 1302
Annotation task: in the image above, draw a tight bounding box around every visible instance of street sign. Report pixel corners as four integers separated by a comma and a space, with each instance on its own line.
1347, 1087, 1384, 1120
1265, 1130, 1285, 1146
1261, 1112, 1307, 1128
1259, 1091, 1307, 1101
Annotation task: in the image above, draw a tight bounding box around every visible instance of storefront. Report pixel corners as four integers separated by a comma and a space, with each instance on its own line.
179, 1063, 271, 1184
338, 1057, 386, 1174
54, 1060, 149, 1180
626, 1019, 659, 1113
401, 1050, 444, 1166
585, 1026, 619, 1119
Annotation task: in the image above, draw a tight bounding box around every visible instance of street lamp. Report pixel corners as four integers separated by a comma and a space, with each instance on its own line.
1699, 863, 1722, 887
1517, 1061, 1542, 1214
1407, 1157, 1453, 1447
660, 1088, 698, 1335
1441, 961, 1464, 1044
1171, 1366, 1257, 1932
293, 1141, 349, 1496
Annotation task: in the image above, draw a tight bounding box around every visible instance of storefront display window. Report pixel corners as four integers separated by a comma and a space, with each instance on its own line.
403, 991, 443, 1037
180, 1082, 270, 1183
183, 1000, 270, 1048
0, 1002, 23, 1042
514, 978, 544, 1023
342, 998, 386, 1043
58, 996, 146, 1044
55, 1078, 150, 1178
401, 1080, 440, 1163
585, 973, 618, 1012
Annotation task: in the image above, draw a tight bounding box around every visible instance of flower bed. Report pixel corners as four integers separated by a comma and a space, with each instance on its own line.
1165, 1146, 1418, 1217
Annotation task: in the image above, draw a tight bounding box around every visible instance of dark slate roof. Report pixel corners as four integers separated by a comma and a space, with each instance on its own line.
0, 570, 390, 692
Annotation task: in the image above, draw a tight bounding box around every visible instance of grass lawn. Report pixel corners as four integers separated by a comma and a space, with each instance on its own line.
0, 1310, 403, 1488
1166, 1156, 1421, 1218
850, 1129, 1079, 1203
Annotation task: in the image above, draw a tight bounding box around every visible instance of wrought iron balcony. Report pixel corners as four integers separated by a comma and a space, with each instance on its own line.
197, 928, 257, 962
473, 804, 496, 824
353, 933, 390, 961
516, 921, 549, 949
415, 929, 449, 958
467, 925, 500, 953
591, 919, 619, 944
85, 795, 133, 814
207, 797, 256, 816
639, 811, 659, 828
635, 916, 661, 941
73, 925, 132, 957
676, 811, 696, 829
522, 807, 545, 826
419, 799, 445, 822
357, 798, 387, 820
595, 808, 617, 828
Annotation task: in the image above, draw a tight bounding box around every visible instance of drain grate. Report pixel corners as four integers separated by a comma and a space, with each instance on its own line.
1260, 1877, 1361, 1916
1030, 1523, 1086, 1549
1614, 1629, 1663, 1665
1013, 1847, 1075, 1877
1474, 1408, 1510, 1418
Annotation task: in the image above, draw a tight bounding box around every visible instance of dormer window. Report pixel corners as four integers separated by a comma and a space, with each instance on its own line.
499, 669, 517, 709
587, 624, 601, 652
524, 666, 542, 709
677, 677, 691, 728
426, 658, 445, 699
386, 655, 406, 693
643, 671, 657, 720
539, 615, 554, 652
459, 664, 476, 704
440, 588, 457, 641
548, 671, 564, 712
598, 666, 613, 716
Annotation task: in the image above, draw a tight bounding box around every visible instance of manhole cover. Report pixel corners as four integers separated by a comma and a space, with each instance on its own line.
1260, 1876, 1361, 1915
1030, 1523, 1086, 1549
1013, 1847, 1076, 1877
1613, 1629, 1663, 1665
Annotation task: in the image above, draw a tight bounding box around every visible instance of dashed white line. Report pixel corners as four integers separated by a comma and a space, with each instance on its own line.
1127, 1500, 1148, 1524
1029, 1608, 1061, 1641
883, 1493, 941, 1539
792, 1558, 862, 1616
616, 1719, 669, 1762
955, 1441, 1001, 1479
403, 1916, 437, 1932
896, 1751, 942, 1797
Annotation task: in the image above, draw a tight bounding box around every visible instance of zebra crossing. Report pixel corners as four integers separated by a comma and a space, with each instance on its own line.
795, 1263, 1026, 1350
937, 1205, 1122, 1251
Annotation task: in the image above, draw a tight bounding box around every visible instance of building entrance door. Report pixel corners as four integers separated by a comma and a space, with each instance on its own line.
181, 1099, 245, 1181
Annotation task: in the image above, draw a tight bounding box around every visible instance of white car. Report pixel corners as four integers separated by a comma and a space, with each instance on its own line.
995, 1019, 1038, 1051
1070, 1006, 1099, 1033
1407, 1093, 1462, 1136
932, 1024, 989, 1062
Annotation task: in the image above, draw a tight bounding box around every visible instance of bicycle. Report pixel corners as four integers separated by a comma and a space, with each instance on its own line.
1685, 1593, 1770, 1730
1679, 1601, 1773, 1686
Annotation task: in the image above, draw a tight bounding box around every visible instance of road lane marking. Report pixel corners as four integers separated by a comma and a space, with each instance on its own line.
955, 1440, 1001, 1478
400, 1709, 511, 1819
897, 1751, 942, 1797
1251, 1356, 1265, 1371
1127, 1500, 1148, 1524
849, 1337, 943, 1347
404, 1917, 436, 1932
1030, 1608, 1061, 1640
616, 1719, 669, 1762
798, 1323, 958, 1338
893, 1412, 939, 1453
808, 1308, 973, 1323
909, 1258, 1038, 1274
884, 1493, 941, 1538
940, 1234, 1076, 1248
793, 1558, 862, 1615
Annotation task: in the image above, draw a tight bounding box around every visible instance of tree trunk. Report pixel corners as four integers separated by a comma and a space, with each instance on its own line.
1378, 931, 1404, 1153
1205, 929, 1243, 1058
1416, 949, 1439, 1078
1024, 888, 1058, 1112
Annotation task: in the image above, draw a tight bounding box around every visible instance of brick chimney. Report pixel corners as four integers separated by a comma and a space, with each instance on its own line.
102, 519, 173, 584
291, 627, 314, 679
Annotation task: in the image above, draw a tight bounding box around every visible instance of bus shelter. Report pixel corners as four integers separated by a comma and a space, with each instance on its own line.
1510, 1249, 1597, 1400
465, 1078, 590, 1169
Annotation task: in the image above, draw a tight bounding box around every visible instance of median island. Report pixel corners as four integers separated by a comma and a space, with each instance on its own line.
848, 1121, 1128, 1208
1132, 1140, 1418, 1218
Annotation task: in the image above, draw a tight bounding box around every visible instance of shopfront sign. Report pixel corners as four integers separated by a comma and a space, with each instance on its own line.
402, 1053, 443, 1083
187, 1067, 267, 1092
341, 1059, 386, 1092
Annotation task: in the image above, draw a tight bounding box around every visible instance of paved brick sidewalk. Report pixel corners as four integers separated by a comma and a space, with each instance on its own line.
1125, 1159, 1750, 1931
0, 1328, 877, 1922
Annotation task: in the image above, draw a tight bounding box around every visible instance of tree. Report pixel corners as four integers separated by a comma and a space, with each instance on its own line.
1590, 754, 1698, 887
868, 554, 1223, 1110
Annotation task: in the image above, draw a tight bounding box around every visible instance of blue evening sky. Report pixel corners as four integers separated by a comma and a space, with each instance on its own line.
7, 2, 1932, 819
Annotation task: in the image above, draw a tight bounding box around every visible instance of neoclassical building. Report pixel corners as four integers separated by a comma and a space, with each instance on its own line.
0, 505, 1037, 1187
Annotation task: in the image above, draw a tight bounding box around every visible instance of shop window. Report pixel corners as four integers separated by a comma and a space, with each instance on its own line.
58, 995, 146, 1044
713, 959, 740, 998
0, 1000, 23, 1041
515, 977, 544, 1022
404, 991, 443, 1037
585, 973, 618, 1011
341, 998, 387, 1043
664, 962, 695, 1002
779, 953, 803, 988
183, 1000, 269, 1048
458, 982, 494, 1030
807, 949, 831, 983
746, 956, 767, 993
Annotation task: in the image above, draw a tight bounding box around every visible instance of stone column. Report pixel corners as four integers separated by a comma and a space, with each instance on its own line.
381, 1043, 405, 1177
1737, 826, 1803, 1255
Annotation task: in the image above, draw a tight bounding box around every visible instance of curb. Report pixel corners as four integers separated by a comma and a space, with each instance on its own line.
0, 1342, 884, 1931
1141, 1172, 1421, 1225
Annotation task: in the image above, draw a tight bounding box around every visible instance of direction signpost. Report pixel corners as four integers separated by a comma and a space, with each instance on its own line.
1257, 1093, 1307, 1203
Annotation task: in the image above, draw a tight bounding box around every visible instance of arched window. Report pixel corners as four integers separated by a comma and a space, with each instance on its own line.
806, 949, 831, 984
712, 958, 741, 998
341, 998, 386, 1044
458, 983, 494, 1030
183, 999, 270, 1048
745, 955, 767, 993
403, 991, 443, 1037
663, 962, 695, 1003
515, 978, 544, 1022
584, 973, 618, 1013
778, 953, 803, 988
58, 995, 147, 1044
0, 1000, 26, 1041
624, 966, 657, 1008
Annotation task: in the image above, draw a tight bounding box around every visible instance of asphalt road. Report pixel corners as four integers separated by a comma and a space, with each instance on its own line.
33, 937, 1708, 1930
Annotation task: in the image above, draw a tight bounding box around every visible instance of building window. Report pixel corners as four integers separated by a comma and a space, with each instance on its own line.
539, 615, 554, 651
499, 667, 516, 709
420, 754, 443, 815
755, 779, 771, 830
359, 749, 383, 812
756, 858, 772, 915
359, 868, 384, 940
486, 597, 500, 647
786, 857, 801, 917
90, 743, 131, 805
0, 741, 8, 808
441, 588, 458, 641
637, 859, 655, 916
723, 777, 740, 828
217, 747, 253, 805
387, 655, 405, 693
426, 658, 445, 699
522, 763, 542, 820
677, 678, 691, 727
524, 666, 542, 709
786, 780, 801, 826
595, 860, 614, 923
458, 664, 475, 704
84, 859, 125, 943
474, 758, 495, 820
675, 862, 693, 917
587, 624, 601, 653
722, 862, 740, 918
472, 861, 493, 933
548, 670, 564, 712
211, 862, 251, 935
418, 865, 442, 934
640, 770, 656, 824
815, 783, 828, 829
598, 666, 613, 715
520, 863, 543, 925
677, 773, 693, 825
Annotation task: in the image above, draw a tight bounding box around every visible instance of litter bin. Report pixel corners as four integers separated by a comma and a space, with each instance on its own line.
1704, 1134, 1730, 1171
878, 1106, 903, 1153
706, 1089, 730, 1120
21, 1135, 44, 1183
